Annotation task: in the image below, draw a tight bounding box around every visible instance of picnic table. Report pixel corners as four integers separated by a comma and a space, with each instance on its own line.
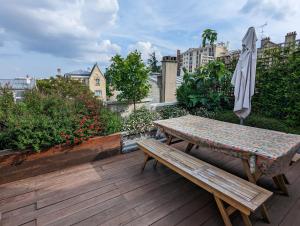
154, 115, 300, 192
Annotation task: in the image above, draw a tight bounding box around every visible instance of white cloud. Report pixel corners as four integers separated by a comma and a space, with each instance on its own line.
0, 0, 120, 63
80, 40, 121, 62
128, 41, 162, 62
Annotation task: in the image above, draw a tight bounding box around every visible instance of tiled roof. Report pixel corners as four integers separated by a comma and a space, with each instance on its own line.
0, 78, 36, 90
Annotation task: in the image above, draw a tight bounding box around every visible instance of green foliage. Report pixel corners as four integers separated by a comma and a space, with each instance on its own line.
0, 78, 120, 152
177, 61, 232, 111
158, 106, 189, 119
147, 52, 161, 73
100, 108, 122, 135
0, 85, 15, 121
106, 51, 150, 110
122, 107, 160, 135
189, 107, 217, 119
253, 50, 300, 125
214, 110, 299, 134
104, 68, 114, 98
37, 76, 94, 99
202, 29, 218, 47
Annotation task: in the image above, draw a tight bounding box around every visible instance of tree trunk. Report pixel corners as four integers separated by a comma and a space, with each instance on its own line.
133, 100, 136, 112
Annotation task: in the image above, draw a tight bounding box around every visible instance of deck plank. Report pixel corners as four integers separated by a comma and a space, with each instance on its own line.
0, 143, 299, 226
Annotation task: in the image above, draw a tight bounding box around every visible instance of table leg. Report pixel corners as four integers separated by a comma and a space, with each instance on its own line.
242, 159, 271, 224
272, 175, 289, 196
185, 143, 194, 153
282, 174, 290, 185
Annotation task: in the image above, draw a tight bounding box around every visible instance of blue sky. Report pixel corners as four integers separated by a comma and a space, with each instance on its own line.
0, 0, 299, 78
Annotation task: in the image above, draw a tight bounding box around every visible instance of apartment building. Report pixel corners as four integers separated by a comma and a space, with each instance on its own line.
180, 42, 228, 75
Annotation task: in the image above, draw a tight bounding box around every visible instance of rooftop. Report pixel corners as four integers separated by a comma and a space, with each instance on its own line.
64, 69, 91, 77
1, 142, 299, 226
0, 77, 36, 90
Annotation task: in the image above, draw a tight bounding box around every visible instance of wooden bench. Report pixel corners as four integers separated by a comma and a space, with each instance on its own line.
137, 139, 272, 226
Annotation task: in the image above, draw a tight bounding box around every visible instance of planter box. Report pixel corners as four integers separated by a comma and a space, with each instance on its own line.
0, 133, 121, 185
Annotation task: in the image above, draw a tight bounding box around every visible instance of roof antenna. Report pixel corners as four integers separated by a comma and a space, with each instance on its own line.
258, 22, 268, 39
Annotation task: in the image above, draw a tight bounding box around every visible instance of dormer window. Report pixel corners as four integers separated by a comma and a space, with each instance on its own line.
96, 79, 100, 86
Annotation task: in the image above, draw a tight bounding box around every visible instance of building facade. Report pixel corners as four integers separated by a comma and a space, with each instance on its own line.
0, 76, 36, 102
180, 42, 228, 75
64, 64, 106, 101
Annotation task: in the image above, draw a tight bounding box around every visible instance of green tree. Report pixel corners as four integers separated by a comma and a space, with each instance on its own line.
37, 76, 94, 99
0, 84, 15, 122
177, 60, 232, 111
106, 51, 150, 111
147, 52, 161, 73
202, 29, 218, 47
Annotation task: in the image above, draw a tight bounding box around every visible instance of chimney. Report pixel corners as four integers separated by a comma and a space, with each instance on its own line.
160, 56, 178, 103
285, 31, 297, 44
176, 50, 181, 77
57, 68, 61, 76
26, 75, 30, 85
261, 37, 270, 48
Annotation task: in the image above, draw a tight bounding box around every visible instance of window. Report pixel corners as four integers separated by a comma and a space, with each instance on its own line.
96, 79, 100, 86
95, 90, 102, 97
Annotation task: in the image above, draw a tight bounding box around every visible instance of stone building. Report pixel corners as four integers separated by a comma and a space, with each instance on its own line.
64, 64, 106, 101
219, 31, 299, 64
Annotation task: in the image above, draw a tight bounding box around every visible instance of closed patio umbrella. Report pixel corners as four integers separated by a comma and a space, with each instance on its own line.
231, 27, 258, 124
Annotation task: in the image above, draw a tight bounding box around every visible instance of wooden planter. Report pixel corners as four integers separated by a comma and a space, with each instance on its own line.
0, 133, 121, 185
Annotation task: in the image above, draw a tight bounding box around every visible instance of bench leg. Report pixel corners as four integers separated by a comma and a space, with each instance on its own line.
214, 196, 233, 226
242, 159, 271, 223
141, 154, 151, 173
241, 213, 252, 226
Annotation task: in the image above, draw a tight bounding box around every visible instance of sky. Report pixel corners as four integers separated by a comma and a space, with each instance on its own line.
0, 0, 299, 78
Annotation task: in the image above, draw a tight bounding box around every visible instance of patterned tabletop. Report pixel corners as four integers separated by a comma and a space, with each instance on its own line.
154, 115, 300, 161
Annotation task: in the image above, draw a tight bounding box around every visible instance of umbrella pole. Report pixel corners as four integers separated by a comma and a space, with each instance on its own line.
240, 118, 244, 125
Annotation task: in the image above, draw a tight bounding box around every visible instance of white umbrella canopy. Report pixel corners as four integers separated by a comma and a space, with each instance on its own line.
231, 27, 258, 121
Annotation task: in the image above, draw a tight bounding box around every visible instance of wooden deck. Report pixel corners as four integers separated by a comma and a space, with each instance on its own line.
0, 142, 300, 226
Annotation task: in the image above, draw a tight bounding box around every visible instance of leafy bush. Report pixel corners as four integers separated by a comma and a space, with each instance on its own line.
100, 108, 122, 135
189, 107, 216, 119
177, 61, 233, 111
158, 105, 188, 119
253, 50, 300, 126
214, 110, 299, 134
0, 78, 120, 152
0, 85, 15, 121
122, 106, 160, 135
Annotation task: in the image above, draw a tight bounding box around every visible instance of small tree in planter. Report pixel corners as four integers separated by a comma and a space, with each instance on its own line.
106, 51, 150, 111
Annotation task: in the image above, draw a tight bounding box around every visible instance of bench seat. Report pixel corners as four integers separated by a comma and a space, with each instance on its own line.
137, 139, 272, 226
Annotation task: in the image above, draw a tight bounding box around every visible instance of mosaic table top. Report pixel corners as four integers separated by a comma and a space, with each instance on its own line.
154, 115, 300, 161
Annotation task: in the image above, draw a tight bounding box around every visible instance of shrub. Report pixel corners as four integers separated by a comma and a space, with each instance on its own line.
122, 106, 160, 135
214, 110, 299, 134
253, 50, 300, 126
0, 82, 119, 152
158, 105, 188, 119
177, 61, 233, 111
0, 85, 15, 121
100, 108, 122, 135
189, 107, 216, 119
